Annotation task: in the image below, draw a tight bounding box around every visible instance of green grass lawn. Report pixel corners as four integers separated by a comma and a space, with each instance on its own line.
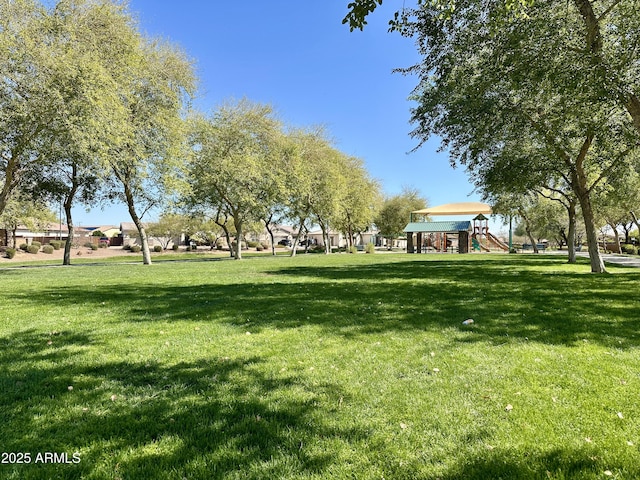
1, 253, 639, 479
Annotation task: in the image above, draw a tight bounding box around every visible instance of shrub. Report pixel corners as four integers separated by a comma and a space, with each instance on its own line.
348, 245, 358, 254
31, 241, 41, 248
19, 243, 28, 251
261, 242, 270, 250
123, 244, 132, 251
5, 248, 16, 259
131, 245, 142, 253
49, 240, 62, 250
622, 244, 637, 255
247, 241, 259, 248
365, 243, 375, 254
256, 244, 264, 251
153, 245, 162, 252
89, 244, 98, 251
27, 245, 39, 254
42, 245, 54, 254
98, 242, 107, 248
172, 244, 179, 251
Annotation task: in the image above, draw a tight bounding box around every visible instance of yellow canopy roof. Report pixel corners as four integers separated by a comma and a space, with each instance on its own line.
412, 202, 493, 216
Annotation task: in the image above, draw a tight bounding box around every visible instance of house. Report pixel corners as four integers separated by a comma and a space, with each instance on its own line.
0, 222, 90, 247
120, 222, 152, 247
307, 229, 346, 248
306, 228, 381, 249
270, 224, 299, 245
84, 225, 120, 239
119, 222, 184, 249
243, 224, 300, 246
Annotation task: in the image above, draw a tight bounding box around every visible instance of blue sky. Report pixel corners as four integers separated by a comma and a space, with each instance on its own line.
73, 1, 492, 229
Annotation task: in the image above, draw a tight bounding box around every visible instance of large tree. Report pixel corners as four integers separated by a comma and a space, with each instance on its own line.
334, 155, 382, 248
1, 0, 178, 265
343, 1, 640, 139
146, 213, 189, 250
381, 1, 639, 272
0, 0, 49, 217
21, 0, 131, 264
341, 1, 640, 272
188, 100, 286, 260
302, 144, 347, 254
284, 128, 337, 255
375, 186, 428, 247
0, 190, 55, 248
106, 31, 195, 265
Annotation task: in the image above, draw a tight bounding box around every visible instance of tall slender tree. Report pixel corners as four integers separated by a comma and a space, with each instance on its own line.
188, 100, 286, 260
106, 34, 196, 265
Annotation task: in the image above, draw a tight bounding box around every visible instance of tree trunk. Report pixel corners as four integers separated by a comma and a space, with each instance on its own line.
263, 215, 276, 256
123, 183, 152, 265
519, 208, 538, 253
290, 216, 307, 258
565, 134, 607, 273
608, 221, 621, 253
233, 217, 243, 260
346, 216, 354, 248
63, 203, 74, 266
318, 220, 330, 254
622, 222, 632, 245
214, 215, 234, 258
566, 201, 577, 264
325, 231, 331, 254
0, 156, 19, 218
630, 211, 640, 239
63, 164, 80, 266
573, 0, 640, 136
222, 226, 234, 257
575, 185, 605, 273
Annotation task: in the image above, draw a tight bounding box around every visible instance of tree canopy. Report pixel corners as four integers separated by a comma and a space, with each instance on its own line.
352, 0, 640, 272
187, 100, 286, 260
374, 187, 427, 243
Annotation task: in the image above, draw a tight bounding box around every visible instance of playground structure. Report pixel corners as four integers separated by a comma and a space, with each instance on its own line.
471, 213, 509, 252
404, 202, 509, 254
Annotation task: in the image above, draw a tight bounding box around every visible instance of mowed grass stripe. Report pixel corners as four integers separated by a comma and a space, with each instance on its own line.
1, 254, 639, 479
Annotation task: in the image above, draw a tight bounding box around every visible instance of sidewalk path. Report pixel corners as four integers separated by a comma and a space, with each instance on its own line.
547, 251, 640, 268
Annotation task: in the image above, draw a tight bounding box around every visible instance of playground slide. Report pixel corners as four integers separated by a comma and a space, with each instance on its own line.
486, 232, 509, 251
471, 235, 490, 252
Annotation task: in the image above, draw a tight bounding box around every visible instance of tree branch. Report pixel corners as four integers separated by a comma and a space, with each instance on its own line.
597, 0, 623, 22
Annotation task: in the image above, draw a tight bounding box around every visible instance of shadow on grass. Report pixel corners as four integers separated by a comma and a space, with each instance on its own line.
16, 256, 640, 349
3, 256, 640, 478
436, 446, 634, 480
0, 329, 361, 480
